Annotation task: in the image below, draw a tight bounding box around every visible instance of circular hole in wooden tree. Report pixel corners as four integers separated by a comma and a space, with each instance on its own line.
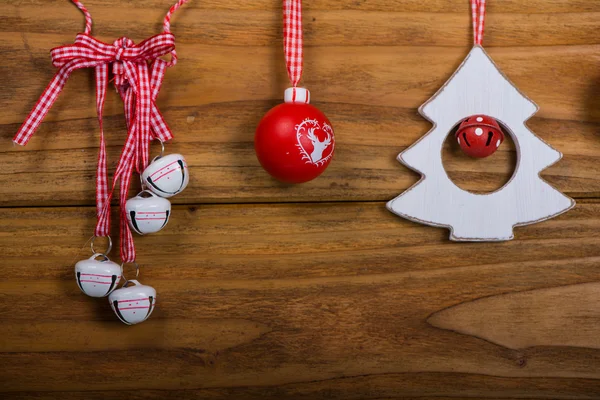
442, 119, 517, 194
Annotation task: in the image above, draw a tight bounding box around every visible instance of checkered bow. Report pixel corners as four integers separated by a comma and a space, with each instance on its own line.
13, 0, 189, 263
14, 33, 176, 148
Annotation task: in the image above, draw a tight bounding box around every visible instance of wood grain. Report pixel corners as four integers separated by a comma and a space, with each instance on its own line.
1, 202, 600, 398
0, 1, 599, 205
1, 0, 600, 398
429, 282, 600, 350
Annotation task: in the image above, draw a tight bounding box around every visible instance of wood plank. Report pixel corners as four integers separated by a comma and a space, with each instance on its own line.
1, 1, 598, 205
7, 0, 600, 14
1, 103, 598, 206
2, 1, 599, 47
2, 1, 600, 398
3, 376, 600, 400
1, 32, 599, 126
1, 202, 600, 397
429, 283, 600, 350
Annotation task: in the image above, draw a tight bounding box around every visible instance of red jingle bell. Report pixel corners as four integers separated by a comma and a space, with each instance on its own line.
255, 88, 335, 184
455, 115, 505, 158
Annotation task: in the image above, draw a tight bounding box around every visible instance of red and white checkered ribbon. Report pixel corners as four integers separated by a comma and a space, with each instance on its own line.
13, 0, 188, 263
283, 0, 303, 87
471, 0, 486, 45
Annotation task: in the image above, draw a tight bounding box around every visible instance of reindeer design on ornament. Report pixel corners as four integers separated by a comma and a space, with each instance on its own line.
296, 118, 334, 166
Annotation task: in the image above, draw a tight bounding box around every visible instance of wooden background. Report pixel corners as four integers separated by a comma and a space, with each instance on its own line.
1, 0, 600, 398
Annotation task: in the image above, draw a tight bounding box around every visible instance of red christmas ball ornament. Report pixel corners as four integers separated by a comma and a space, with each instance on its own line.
255, 88, 335, 183
455, 115, 505, 158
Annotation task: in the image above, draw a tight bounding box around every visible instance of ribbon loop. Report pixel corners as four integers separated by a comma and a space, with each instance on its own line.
283, 0, 303, 87
471, 0, 486, 46
72, 0, 92, 35
115, 47, 125, 61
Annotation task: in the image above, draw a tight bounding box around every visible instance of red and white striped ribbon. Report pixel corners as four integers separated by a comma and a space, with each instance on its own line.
471, 0, 486, 45
71, 0, 92, 35
283, 0, 303, 87
13, 0, 188, 263
164, 0, 188, 67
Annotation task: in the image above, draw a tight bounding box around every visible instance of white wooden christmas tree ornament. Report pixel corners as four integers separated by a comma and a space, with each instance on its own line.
387, 2, 574, 242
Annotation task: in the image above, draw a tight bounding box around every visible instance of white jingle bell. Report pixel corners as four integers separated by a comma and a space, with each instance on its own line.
126, 190, 171, 235
75, 254, 121, 298
141, 153, 189, 198
109, 280, 156, 325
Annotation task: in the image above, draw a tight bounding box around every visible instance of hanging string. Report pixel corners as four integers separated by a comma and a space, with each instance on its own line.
283, 0, 303, 87
471, 0, 486, 46
71, 0, 92, 35
163, 0, 188, 66
13, 0, 189, 263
